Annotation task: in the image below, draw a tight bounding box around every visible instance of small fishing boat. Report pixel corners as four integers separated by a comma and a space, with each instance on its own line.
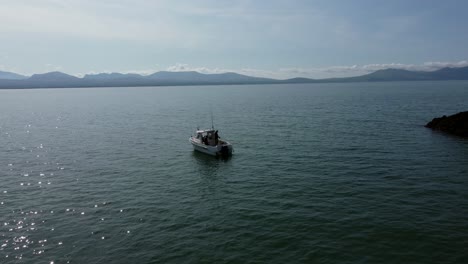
189, 128, 233, 157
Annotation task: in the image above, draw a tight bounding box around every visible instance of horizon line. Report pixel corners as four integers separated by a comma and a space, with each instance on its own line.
1, 60, 468, 80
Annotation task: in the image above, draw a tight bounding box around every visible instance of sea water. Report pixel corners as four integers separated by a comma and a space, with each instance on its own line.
1, 81, 467, 263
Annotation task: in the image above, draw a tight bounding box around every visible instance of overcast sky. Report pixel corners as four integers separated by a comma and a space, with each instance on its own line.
1, 0, 468, 79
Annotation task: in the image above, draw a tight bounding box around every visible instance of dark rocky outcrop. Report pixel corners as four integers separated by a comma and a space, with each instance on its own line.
425, 111, 468, 137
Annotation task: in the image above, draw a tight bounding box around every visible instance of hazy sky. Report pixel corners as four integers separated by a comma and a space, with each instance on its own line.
1, 0, 468, 79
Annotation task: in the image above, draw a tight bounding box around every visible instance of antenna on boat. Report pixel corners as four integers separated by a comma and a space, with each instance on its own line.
211, 108, 214, 130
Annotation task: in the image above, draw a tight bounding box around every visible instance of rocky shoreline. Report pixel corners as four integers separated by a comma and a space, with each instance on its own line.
425, 111, 468, 137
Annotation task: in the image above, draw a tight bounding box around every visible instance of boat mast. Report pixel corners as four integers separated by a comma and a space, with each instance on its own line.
211, 109, 214, 130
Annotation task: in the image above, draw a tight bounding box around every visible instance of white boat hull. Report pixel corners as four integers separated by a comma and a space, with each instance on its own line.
189, 137, 233, 157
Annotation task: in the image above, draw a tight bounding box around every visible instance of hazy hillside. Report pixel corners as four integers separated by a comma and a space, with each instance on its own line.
0, 70, 27, 80
1, 66, 468, 89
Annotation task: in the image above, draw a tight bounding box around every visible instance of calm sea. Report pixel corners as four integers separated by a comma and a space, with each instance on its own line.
1, 81, 468, 263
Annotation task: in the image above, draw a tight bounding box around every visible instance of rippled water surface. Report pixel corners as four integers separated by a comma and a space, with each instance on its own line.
1, 82, 468, 263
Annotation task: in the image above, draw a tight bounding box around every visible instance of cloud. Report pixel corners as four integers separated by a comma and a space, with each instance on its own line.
5, 60, 468, 79
422, 61, 468, 70
43, 63, 63, 73
164, 60, 468, 79
75, 67, 162, 77
0, 1, 186, 42
278, 61, 468, 79
0, 0, 350, 52
166, 63, 191, 72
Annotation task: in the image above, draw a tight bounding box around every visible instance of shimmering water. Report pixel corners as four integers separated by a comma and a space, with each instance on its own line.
1, 81, 468, 263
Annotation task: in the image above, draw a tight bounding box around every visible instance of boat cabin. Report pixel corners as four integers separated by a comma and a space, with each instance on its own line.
195, 129, 220, 146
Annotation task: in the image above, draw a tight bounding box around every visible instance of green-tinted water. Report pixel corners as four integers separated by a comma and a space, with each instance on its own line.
1, 82, 468, 263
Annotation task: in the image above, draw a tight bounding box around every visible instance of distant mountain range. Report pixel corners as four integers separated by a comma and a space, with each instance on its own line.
0, 71, 27, 80
1, 66, 468, 89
